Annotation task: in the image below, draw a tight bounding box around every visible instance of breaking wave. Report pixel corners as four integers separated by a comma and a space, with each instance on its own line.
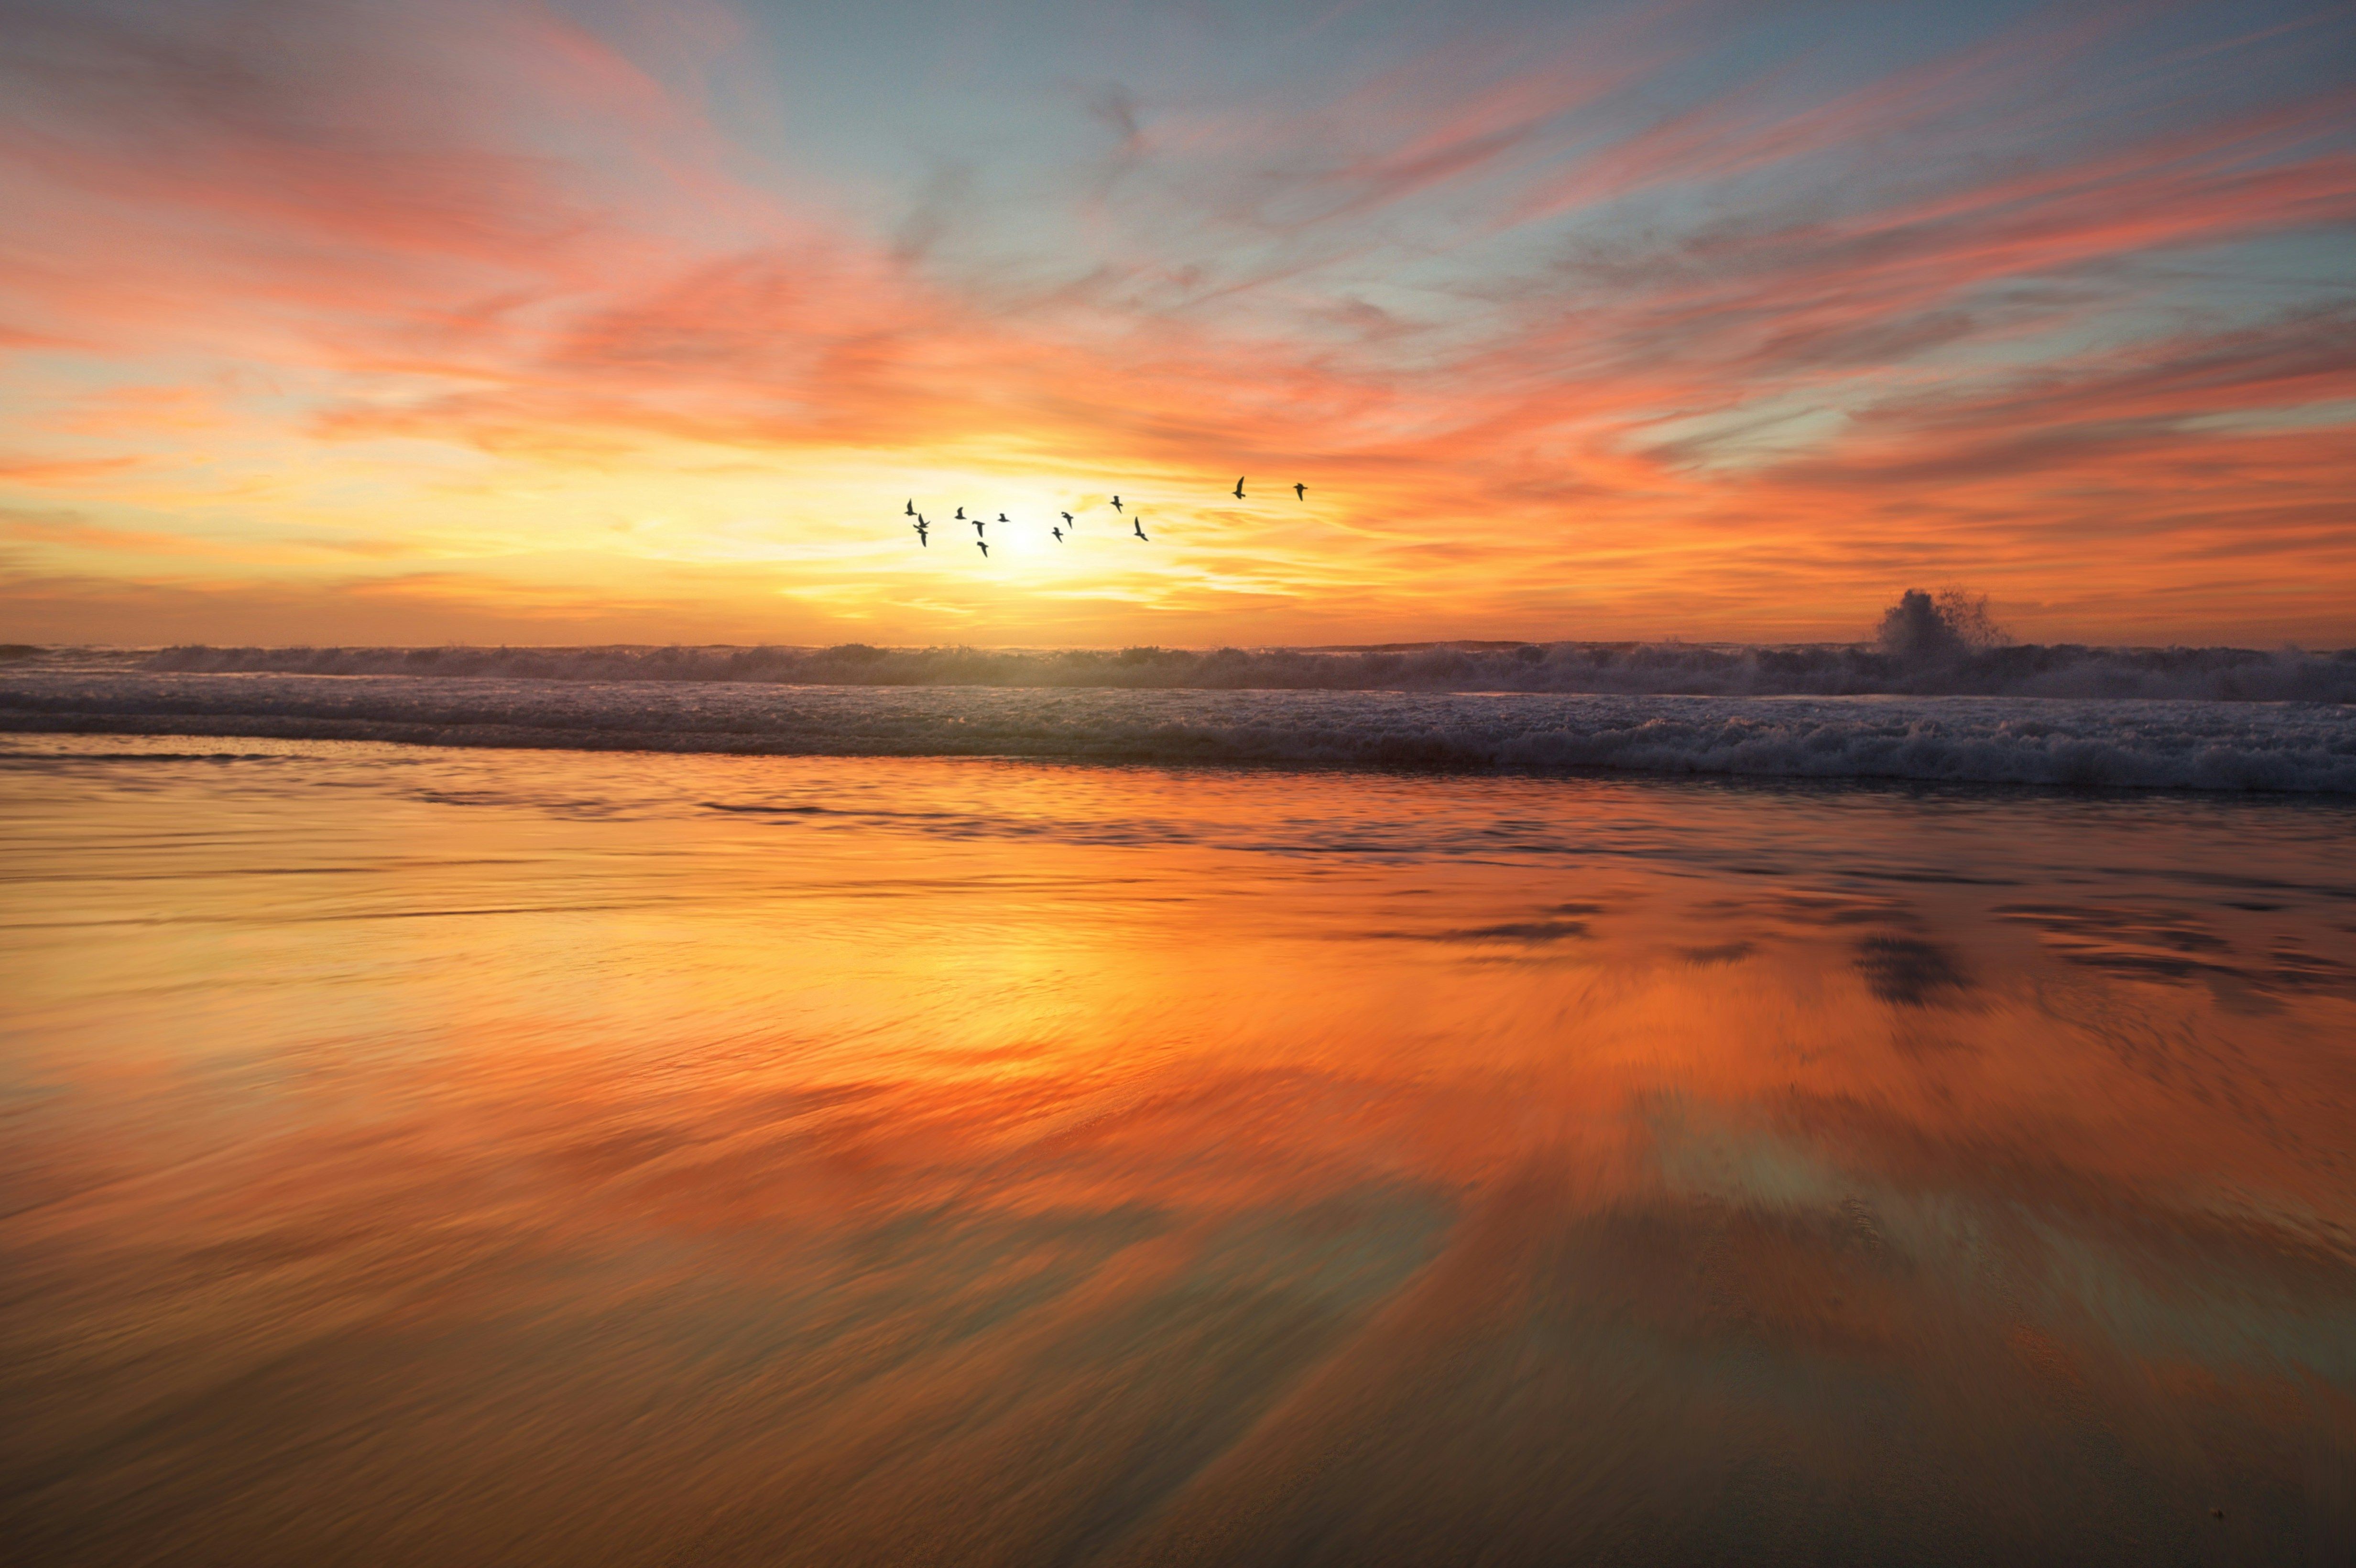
4, 668, 2352, 794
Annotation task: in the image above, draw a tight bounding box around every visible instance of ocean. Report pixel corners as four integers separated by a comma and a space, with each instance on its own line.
5, 642, 2356, 790
2, 651, 2353, 1563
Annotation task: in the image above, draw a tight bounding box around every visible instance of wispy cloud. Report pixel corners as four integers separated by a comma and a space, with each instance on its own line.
0, 0, 2350, 644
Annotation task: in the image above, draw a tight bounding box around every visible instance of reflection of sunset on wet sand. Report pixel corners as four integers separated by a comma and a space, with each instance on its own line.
4, 740, 2349, 1563
5, 0, 2351, 1560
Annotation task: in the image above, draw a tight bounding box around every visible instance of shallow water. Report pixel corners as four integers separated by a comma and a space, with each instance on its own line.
2, 735, 2352, 1565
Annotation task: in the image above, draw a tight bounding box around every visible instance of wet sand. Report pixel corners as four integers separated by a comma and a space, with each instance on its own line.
2, 737, 2351, 1564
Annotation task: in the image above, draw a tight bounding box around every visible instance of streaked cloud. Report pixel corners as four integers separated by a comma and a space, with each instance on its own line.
0, 0, 2350, 645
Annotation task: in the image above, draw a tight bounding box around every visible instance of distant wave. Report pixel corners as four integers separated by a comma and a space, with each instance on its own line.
4, 670, 2352, 793
94, 639, 2356, 701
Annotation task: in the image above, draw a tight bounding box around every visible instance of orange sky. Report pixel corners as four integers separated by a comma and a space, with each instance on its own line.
2, 0, 2352, 648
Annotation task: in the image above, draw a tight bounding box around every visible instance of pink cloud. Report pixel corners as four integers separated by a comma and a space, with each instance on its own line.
0, 0, 2350, 644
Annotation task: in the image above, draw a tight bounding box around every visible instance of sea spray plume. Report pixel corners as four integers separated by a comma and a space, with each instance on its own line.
1879, 589, 2008, 662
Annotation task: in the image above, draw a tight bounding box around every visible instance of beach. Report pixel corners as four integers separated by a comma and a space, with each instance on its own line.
4, 727, 2351, 1565
8, 0, 2354, 1556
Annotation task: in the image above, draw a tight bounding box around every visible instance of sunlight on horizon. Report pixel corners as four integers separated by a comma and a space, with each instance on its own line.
2, 0, 2351, 647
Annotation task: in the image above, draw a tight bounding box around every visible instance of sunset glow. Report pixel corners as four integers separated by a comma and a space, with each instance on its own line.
2, 0, 2352, 646
8, 13, 2354, 1557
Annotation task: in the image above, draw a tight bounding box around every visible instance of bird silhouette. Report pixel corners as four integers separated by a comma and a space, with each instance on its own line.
1133, 517, 1147, 541
1060, 511, 1074, 526
996, 512, 1009, 524
1233, 476, 1245, 500
905, 499, 915, 517
1293, 482, 1306, 501
913, 520, 929, 546
1052, 526, 1064, 543
976, 539, 989, 558
1110, 495, 1123, 512
973, 516, 986, 537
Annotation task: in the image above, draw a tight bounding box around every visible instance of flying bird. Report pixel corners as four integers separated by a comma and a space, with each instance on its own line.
1052, 526, 1064, 543
913, 519, 929, 546
1233, 476, 1245, 500
1133, 517, 1148, 541
955, 506, 967, 521
997, 512, 1009, 524
1060, 511, 1074, 526
973, 516, 986, 537
1110, 495, 1123, 512
976, 539, 989, 558
905, 499, 915, 517
1293, 482, 1306, 501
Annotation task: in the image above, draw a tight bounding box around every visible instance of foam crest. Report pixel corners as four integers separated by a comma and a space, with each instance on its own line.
5, 670, 2352, 793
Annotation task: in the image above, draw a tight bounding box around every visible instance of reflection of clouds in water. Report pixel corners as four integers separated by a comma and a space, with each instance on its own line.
2, 740, 2351, 1562
1433, 918, 1592, 943
2001, 902, 2356, 999
1854, 936, 1973, 1005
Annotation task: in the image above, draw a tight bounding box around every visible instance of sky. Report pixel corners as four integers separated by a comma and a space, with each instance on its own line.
1, 0, 2351, 648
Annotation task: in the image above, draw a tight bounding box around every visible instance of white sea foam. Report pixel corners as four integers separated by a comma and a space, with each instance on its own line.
4, 663, 2352, 793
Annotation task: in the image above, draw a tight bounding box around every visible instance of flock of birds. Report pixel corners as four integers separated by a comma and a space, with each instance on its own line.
902, 477, 1307, 557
